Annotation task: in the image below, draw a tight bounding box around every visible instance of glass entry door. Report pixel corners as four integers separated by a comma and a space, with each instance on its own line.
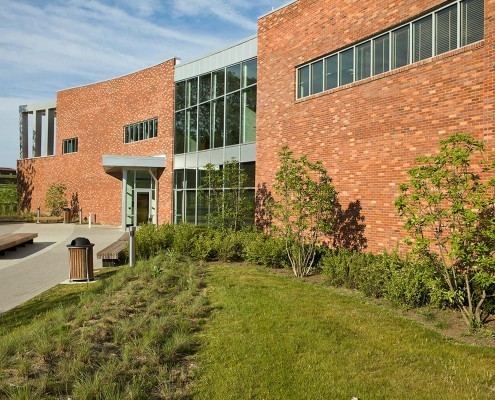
135, 190, 151, 225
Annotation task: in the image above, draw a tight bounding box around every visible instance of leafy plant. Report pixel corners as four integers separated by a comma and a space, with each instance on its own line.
44, 183, 68, 216
395, 133, 495, 329
271, 147, 338, 277
199, 159, 252, 231
0, 184, 18, 215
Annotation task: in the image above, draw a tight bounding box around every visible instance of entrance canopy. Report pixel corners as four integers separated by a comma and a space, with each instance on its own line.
102, 154, 166, 173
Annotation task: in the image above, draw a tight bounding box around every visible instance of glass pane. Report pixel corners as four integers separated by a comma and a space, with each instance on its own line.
186, 78, 198, 107
185, 169, 196, 189
174, 190, 183, 224
174, 169, 184, 189
325, 55, 338, 89
198, 103, 211, 151
198, 167, 209, 188
311, 60, 324, 94
174, 112, 185, 154
356, 41, 371, 80
461, 0, 484, 46
186, 108, 197, 153
212, 98, 224, 148
132, 125, 138, 142
213, 69, 225, 98
185, 190, 196, 224
298, 65, 310, 98
199, 74, 211, 103
392, 25, 410, 69
197, 190, 209, 225
153, 119, 158, 137
138, 123, 143, 141
340, 48, 354, 85
175, 81, 185, 110
242, 59, 257, 87
226, 64, 241, 93
226, 92, 240, 146
143, 121, 149, 139
243, 189, 255, 226
436, 4, 458, 55
373, 33, 390, 75
241, 86, 256, 143
124, 126, 129, 143
241, 161, 255, 187
414, 15, 433, 62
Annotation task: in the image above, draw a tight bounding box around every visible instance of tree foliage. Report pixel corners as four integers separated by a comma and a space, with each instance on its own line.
271, 147, 338, 277
199, 159, 252, 231
0, 184, 18, 215
45, 183, 68, 216
395, 133, 495, 329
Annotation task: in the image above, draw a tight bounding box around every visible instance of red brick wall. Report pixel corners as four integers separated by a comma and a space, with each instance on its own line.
257, 0, 495, 251
18, 60, 175, 226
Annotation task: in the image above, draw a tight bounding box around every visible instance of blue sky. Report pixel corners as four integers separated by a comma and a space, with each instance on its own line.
0, 0, 289, 168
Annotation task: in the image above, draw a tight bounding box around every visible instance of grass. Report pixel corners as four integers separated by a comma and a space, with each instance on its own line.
0, 251, 208, 399
1, 258, 495, 399
192, 264, 495, 399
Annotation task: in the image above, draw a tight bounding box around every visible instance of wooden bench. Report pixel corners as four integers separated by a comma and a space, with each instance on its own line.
37, 216, 63, 223
0, 233, 38, 255
0, 216, 24, 222
97, 232, 129, 267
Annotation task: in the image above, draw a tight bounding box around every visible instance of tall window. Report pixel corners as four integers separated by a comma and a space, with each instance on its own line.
296, 0, 485, 99
174, 58, 257, 155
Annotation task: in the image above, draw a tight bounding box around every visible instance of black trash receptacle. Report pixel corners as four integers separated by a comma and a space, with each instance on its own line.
63, 208, 71, 223
67, 237, 95, 281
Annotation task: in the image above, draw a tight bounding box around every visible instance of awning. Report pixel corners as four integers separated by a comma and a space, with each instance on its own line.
102, 154, 166, 173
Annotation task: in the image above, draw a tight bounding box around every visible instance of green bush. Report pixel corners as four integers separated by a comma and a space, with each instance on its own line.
172, 224, 205, 256
321, 248, 448, 308
243, 231, 289, 268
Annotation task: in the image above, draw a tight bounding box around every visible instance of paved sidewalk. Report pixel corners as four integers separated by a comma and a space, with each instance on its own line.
0, 223, 124, 314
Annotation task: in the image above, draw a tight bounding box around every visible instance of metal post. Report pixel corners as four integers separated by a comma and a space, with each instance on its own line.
37, 206, 40, 224
129, 226, 136, 267
79, 208, 82, 225
88, 212, 92, 229
85, 247, 89, 283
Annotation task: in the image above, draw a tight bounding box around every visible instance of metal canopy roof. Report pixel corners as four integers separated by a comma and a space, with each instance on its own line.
102, 154, 166, 173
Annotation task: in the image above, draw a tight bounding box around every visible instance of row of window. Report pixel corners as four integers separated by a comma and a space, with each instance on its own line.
297, 0, 484, 99
62, 137, 78, 154
174, 59, 257, 155
124, 117, 158, 144
175, 59, 257, 111
173, 162, 255, 225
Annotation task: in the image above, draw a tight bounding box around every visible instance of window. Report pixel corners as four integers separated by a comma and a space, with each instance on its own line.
296, 0, 485, 99
311, 60, 324, 94
212, 98, 224, 148
199, 74, 211, 103
340, 48, 354, 85
226, 64, 241, 93
414, 15, 433, 62
63, 138, 78, 154
198, 103, 211, 150
461, 0, 484, 45
392, 25, 410, 69
213, 70, 225, 98
175, 81, 185, 110
124, 118, 158, 143
325, 55, 338, 89
226, 92, 240, 146
298, 65, 310, 98
356, 41, 371, 80
373, 33, 390, 75
242, 59, 257, 87
186, 108, 197, 152
242, 86, 256, 143
436, 4, 458, 55
186, 78, 198, 107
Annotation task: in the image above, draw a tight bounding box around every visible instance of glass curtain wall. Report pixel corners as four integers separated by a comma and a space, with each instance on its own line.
124, 170, 156, 226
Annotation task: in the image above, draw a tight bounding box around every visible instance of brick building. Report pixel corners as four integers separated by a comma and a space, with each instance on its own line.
18, 0, 491, 251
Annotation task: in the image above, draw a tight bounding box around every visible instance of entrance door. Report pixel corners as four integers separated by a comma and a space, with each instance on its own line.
135, 190, 151, 225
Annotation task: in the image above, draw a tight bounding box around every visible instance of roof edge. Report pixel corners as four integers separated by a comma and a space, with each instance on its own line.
258, 0, 299, 19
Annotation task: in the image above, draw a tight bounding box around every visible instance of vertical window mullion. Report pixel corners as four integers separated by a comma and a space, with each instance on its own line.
457, 0, 461, 49
433, 11, 437, 55
388, 31, 392, 71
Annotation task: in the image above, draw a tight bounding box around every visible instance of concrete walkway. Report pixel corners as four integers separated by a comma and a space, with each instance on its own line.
0, 222, 124, 314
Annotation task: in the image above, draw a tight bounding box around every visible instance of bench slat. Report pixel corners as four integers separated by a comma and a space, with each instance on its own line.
0, 233, 38, 252
97, 234, 128, 260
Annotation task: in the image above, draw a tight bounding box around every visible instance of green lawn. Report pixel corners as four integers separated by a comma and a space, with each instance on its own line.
1, 260, 494, 399
192, 265, 495, 400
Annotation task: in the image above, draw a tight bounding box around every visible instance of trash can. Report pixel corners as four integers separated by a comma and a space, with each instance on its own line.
67, 237, 95, 281
63, 208, 71, 223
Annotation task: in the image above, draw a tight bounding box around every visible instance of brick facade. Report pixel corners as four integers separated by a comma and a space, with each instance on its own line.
257, 0, 495, 251
18, 60, 175, 226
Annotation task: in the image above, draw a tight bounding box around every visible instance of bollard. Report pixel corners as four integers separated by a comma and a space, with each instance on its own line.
88, 212, 92, 229
79, 208, 82, 225
37, 206, 40, 224
129, 226, 136, 267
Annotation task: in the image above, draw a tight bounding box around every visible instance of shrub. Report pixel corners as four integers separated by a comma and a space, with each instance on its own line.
243, 231, 289, 269
44, 183, 68, 216
172, 224, 205, 256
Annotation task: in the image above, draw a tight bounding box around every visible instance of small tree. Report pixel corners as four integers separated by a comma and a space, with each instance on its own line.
271, 147, 338, 277
395, 133, 495, 329
45, 183, 68, 216
199, 159, 251, 231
